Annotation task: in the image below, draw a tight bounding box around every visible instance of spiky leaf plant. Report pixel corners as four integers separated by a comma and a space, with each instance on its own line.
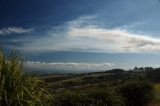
0, 49, 53, 106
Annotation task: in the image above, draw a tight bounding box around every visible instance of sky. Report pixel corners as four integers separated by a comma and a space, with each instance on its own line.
1, 0, 160, 72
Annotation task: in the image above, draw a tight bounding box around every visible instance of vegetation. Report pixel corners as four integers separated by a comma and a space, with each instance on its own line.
119, 80, 153, 106
53, 87, 124, 106
41, 67, 160, 106
1, 46, 160, 106
0, 49, 53, 106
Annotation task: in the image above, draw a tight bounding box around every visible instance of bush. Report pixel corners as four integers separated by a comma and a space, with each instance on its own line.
53, 90, 83, 106
119, 80, 153, 106
0, 49, 53, 106
84, 87, 124, 106
54, 87, 124, 106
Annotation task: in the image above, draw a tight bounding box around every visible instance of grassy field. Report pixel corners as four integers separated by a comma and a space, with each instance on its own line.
39, 68, 160, 106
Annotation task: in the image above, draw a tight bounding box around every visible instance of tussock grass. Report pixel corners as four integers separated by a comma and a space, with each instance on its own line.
0, 49, 53, 106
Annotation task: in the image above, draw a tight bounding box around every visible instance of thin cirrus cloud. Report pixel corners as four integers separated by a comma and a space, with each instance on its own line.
25, 61, 115, 71
0, 27, 34, 35
19, 16, 160, 53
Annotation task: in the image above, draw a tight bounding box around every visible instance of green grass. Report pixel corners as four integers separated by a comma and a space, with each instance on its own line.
0, 49, 53, 106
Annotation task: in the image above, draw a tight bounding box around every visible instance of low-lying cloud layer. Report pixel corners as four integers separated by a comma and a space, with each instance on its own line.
0, 27, 33, 35
25, 61, 115, 72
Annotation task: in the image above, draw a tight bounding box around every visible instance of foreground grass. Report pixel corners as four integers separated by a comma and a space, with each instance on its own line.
0, 50, 53, 106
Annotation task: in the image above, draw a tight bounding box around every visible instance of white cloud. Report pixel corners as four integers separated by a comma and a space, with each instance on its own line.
17, 16, 160, 53
68, 26, 160, 53
0, 27, 33, 35
25, 61, 115, 71
146, 64, 160, 68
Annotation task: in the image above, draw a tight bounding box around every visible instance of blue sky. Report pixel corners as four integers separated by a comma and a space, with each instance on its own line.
1, 0, 160, 72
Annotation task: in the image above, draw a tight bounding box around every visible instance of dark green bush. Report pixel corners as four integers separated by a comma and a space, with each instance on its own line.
54, 87, 124, 106
53, 90, 83, 106
84, 87, 124, 106
119, 80, 153, 106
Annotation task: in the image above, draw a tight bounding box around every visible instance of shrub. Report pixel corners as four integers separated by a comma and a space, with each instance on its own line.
53, 90, 83, 106
83, 87, 124, 106
0, 49, 53, 106
53, 87, 124, 106
119, 80, 153, 106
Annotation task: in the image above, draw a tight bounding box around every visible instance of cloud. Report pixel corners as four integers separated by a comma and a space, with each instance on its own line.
16, 16, 160, 53
68, 26, 160, 53
24, 61, 115, 71
0, 27, 33, 35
